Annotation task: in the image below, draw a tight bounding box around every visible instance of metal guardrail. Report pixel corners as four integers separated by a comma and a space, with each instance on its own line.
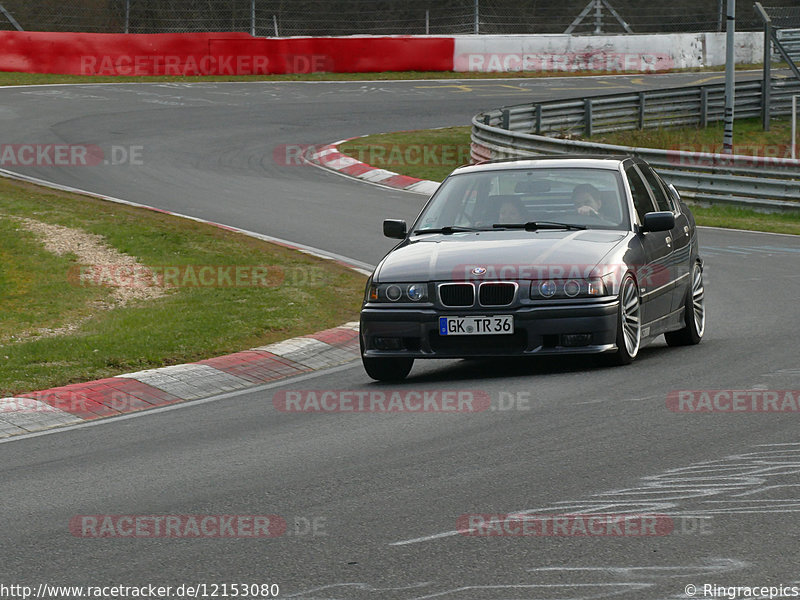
471, 79, 800, 212
775, 28, 800, 64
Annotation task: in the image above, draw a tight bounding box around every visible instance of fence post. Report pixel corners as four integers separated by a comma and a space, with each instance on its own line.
755, 2, 772, 131
584, 98, 593, 138
535, 104, 542, 134
638, 92, 645, 130
700, 87, 708, 128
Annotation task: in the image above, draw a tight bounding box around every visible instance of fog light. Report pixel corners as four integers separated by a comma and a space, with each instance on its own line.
564, 280, 581, 297
374, 337, 403, 350
386, 285, 402, 301
560, 333, 592, 347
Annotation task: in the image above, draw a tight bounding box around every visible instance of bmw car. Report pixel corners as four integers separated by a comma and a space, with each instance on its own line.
360, 156, 705, 381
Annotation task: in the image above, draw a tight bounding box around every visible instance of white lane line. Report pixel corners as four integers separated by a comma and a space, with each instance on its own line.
389, 529, 465, 546
0, 72, 767, 91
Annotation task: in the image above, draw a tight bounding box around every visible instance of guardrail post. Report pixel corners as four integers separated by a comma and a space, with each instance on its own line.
638, 92, 645, 130
501, 109, 510, 130
584, 98, 593, 138
483, 114, 491, 126
535, 104, 542, 134
700, 87, 709, 128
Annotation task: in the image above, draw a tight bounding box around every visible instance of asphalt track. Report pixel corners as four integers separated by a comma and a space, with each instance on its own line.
3, 72, 800, 599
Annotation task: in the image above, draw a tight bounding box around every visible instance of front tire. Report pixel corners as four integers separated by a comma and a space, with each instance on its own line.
360, 335, 414, 381
665, 261, 705, 346
362, 356, 414, 381
607, 273, 641, 366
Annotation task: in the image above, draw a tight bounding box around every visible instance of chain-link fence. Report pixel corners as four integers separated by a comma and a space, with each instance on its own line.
765, 5, 800, 29
2, 0, 799, 35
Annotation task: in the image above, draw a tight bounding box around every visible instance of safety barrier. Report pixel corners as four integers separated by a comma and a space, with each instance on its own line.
471, 79, 800, 211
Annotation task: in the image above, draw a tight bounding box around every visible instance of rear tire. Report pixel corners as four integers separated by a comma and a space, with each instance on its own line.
606, 273, 641, 366
665, 261, 705, 346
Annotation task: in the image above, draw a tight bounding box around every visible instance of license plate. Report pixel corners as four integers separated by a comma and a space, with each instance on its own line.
439, 315, 514, 336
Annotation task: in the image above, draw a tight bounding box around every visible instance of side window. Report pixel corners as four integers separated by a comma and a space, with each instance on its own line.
625, 166, 655, 225
658, 173, 681, 213
638, 164, 672, 212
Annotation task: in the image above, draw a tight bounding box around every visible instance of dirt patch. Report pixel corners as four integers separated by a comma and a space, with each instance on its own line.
3, 216, 165, 343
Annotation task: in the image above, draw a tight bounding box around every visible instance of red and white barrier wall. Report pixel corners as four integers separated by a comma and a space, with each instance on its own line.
453, 32, 763, 72
0, 32, 454, 76
0, 31, 763, 76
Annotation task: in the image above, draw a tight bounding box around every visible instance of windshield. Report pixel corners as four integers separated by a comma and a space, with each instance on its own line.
414, 167, 630, 232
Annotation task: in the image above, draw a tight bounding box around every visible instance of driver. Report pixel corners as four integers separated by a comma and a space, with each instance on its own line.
497, 197, 526, 223
573, 184, 602, 217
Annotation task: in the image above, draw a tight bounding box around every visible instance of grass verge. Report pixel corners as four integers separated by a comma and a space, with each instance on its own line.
337, 125, 800, 235
590, 116, 796, 154
0, 177, 365, 396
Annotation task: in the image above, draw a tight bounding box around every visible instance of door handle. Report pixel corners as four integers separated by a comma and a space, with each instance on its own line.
665, 236, 672, 247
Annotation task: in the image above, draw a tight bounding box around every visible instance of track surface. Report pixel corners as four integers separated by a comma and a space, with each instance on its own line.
3, 72, 800, 599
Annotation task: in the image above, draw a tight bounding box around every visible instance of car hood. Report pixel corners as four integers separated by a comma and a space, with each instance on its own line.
375, 230, 629, 282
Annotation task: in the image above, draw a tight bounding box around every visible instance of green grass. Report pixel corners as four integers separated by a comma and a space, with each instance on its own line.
688, 205, 800, 235
590, 117, 797, 156
0, 63, 767, 87
340, 127, 473, 183
337, 125, 800, 235
0, 178, 365, 395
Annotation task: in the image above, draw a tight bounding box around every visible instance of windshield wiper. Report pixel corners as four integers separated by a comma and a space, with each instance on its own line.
413, 226, 489, 235
492, 221, 587, 231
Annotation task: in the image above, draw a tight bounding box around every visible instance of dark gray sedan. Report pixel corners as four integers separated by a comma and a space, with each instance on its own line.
360, 156, 705, 381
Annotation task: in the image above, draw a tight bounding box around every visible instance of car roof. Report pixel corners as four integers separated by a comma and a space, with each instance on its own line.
451, 154, 635, 175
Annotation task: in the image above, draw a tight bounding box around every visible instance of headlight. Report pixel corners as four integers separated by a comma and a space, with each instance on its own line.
367, 283, 429, 303
530, 277, 608, 299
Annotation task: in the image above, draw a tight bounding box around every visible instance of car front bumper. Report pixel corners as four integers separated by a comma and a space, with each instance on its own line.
360, 300, 619, 359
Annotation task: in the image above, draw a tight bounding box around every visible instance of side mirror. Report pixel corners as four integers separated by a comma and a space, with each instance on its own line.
383, 219, 407, 239
641, 211, 675, 233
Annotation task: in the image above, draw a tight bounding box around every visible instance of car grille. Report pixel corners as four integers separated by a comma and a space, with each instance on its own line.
439, 283, 474, 307
479, 282, 515, 306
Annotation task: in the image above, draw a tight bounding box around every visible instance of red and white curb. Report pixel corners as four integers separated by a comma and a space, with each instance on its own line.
305, 138, 440, 196
0, 322, 361, 438
0, 146, 378, 440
